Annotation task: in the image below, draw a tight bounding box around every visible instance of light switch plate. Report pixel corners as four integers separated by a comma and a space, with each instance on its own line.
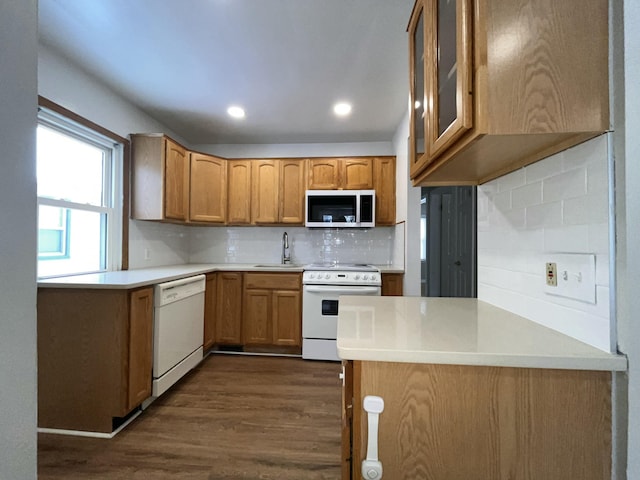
543, 253, 596, 304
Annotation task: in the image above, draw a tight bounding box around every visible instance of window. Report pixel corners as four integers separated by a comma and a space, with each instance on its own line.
37, 108, 123, 278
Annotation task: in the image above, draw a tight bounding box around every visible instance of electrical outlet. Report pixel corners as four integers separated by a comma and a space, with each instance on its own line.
546, 262, 557, 286
543, 253, 596, 304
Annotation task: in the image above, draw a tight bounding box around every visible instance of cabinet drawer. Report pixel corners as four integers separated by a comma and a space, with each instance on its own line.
244, 273, 301, 290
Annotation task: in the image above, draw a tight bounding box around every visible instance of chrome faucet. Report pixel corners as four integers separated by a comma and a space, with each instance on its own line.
282, 231, 291, 264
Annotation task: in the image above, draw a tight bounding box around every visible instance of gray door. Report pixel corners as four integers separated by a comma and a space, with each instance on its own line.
422, 186, 476, 297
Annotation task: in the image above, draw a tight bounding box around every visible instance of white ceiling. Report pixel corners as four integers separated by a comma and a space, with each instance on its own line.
38, 0, 414, 145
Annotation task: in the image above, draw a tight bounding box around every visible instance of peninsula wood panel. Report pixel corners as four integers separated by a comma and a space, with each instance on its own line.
215, 272, 243, 344
351, 361, 611, 480
189, 152, 227, 223
381, 273, 403, 296
227, 160, 252, 224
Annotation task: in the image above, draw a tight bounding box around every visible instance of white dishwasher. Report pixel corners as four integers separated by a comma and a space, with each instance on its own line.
152, 274, 205, 399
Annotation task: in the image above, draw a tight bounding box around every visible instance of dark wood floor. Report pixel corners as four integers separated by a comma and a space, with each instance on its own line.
38, 354, 343, 479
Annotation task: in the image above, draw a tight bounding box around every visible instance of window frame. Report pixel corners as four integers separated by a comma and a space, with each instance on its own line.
37, 97, 130, 277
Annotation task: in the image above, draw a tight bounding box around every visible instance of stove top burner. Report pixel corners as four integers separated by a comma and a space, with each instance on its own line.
304, 263, 379, 272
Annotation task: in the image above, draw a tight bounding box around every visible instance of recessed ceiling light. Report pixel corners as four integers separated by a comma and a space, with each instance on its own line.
227, 106, 245, 119
333, 102, 352, 117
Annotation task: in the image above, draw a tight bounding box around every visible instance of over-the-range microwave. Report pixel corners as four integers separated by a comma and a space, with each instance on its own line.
305, 189, 375, 228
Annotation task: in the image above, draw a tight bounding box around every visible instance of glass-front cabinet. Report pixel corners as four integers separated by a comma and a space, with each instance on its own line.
409, 0, 472, 177
427, 0, 472, 158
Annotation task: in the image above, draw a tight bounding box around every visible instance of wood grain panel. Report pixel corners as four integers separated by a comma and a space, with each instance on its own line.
272, 290, 301, 347
130, 134, 164, 220
373, 157, 396, 225
341, 158, 373, 190
163, 138, 188, 220
215, 272, 243, 344
244, 273, 301, 290
189, 152, 227, 223
353, 362, 611, 480
126, 287, 153, 412
203, 273, 217, 351
308, 158, 340, 189
251, 160, 279, 224
38, 288, 129, 433
381, 273, 404, 296
227, 160, 252, 224
243, 289, 272, 345
279, 159, 306, 224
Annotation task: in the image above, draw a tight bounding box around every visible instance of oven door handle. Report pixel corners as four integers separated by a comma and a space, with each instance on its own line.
304, 285, 380, 295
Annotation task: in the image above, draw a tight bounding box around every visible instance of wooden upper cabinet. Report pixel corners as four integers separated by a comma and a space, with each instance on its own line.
373, 157, 396, 225
409, 0, 609, 186
308, 157, 373, 190
227, 160, 252, 224
251, 160, 279, 224
307, 158, 341, 189
279, 160, 306, 224
189, 153, 227, 223
131, 134, 189, 221
163, 138, 189, 220
341, 158, 374, 189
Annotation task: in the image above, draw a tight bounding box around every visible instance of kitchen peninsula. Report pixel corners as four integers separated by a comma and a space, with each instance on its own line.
338, 296, 626, 480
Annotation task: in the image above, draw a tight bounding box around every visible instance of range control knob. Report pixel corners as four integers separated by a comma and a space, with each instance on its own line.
363, 274, 369, 280
371, 274, 378, 282
309, 273, 315, 279
325, 273, 330, 280
355, 274, 361, 280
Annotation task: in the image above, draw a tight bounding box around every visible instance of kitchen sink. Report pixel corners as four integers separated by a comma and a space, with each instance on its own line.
253, 263, 302, 269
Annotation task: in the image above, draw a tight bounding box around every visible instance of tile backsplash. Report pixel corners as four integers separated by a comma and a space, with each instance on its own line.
477, 134, 612, 351
128, 220, 190, 269
190, 226, 396, 266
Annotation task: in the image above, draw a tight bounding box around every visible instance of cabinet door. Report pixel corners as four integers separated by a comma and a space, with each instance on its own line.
251, 160, 279, 224
373, 157, 396, 225
203, 273, 217, 351
163, 138, 189, 220
215, 272, 243, 344
243, 289, 271, 345
381, 273, 404, 296
189, 153, 227, 223
308, 158, 340, 189
425, 0, 472, 159
127, 287, 153, 411
341, 158, 373, 190
279, 159, 306, 224
408, 1, 428, 175
227, 160, 252, 224
272, 289, 301, 347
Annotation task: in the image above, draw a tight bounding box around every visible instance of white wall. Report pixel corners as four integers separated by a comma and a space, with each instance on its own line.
193, 142, 393, 158
619, 1, 640, 477
477, 135, 612, 351
392, 108, 421, 295
38, 45, 192, 269
0, 1, 37, 478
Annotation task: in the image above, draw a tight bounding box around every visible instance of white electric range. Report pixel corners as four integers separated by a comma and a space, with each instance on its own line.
302, 263, 381, 361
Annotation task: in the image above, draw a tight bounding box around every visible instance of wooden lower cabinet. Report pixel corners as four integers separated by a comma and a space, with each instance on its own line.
37, 286, 153, 433
203, 272, 217, 351
243, 273, 302, 352
381, 273, 403, 296
215, 272, 243, 344
343, 360, 612, 480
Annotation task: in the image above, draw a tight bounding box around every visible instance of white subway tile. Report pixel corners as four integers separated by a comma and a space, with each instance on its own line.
562, 134, 608, 172
526, 202, 562, 229
512, 182, 542, 209
496, 168, 526, 192
525, 155, 563, 183
588, 222, 610, 254
542, 168, 587, 203
544, 225, 589, 252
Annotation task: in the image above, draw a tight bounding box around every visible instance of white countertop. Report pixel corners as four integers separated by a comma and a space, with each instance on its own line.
337, 296, 627, 371
38, 263, 402, 289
